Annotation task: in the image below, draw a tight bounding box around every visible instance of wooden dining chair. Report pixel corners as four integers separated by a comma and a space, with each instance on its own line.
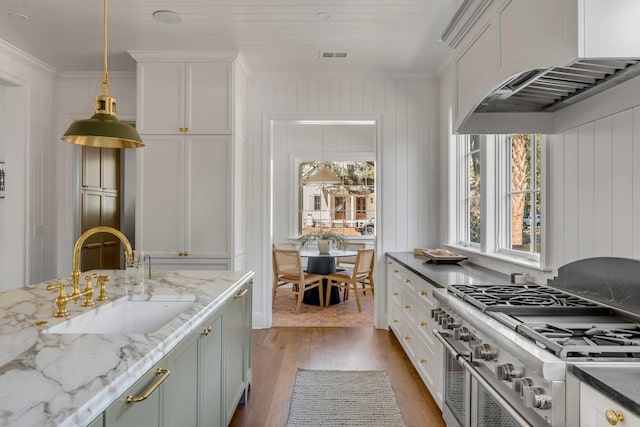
324, 249, 375, 313
336, 242, 366, 270
272, 248, 324, 313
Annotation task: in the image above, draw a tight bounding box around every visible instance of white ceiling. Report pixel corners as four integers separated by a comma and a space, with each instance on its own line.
0, 0, 455, 74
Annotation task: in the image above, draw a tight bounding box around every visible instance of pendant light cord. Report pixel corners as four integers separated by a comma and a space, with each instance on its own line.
101, 0, 109, 96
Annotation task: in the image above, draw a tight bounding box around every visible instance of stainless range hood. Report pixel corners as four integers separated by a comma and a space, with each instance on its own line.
475, 58, 640, 114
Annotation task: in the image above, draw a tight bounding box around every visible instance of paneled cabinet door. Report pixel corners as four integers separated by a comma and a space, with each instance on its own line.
162, 332, 199, 427
580, 383, 640, 427
137, 135, 230, 258
199, 315, 223, 427
104, 364, 163, 427
224, 285, 251, 425
137, 62, 231, 135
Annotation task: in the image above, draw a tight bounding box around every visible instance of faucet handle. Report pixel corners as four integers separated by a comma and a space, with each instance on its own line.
46, 281, 70, 318
96, 275, 110, 302
81, 274, 97, 307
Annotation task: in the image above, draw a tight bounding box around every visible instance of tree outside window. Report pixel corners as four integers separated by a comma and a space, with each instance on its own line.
464, 135, 481, 244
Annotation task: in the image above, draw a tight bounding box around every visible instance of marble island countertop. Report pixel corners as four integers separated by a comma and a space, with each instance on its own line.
0, 269, 254, 427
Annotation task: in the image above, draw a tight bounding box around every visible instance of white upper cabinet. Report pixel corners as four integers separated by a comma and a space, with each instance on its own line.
441, 0, 640, 134
134, 59, 232, 135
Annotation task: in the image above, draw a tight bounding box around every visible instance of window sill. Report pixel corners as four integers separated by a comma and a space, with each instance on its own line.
444, 244, 551, 272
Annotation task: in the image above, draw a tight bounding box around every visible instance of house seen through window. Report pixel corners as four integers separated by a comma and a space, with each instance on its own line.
299, 161, 375, 238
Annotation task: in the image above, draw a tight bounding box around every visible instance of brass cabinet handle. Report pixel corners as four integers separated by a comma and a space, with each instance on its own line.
420, 290, 427, 296
393, 269, 398, 273
393, 292, 399, 296
234, 288, 248, 298
421, 321, 427, 327
387, 261, 392, 265
405, 278, 411, 284
126, 368, 171, 404
202, 326, 213, 336
420, 358, 427, 364
405, 304, 411, 310
404, 336, 410, 341
393, 319, 398, 323
606, 409, 624, 425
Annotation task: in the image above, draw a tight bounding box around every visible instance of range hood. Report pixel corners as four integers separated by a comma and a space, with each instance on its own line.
475, 58, 640, 114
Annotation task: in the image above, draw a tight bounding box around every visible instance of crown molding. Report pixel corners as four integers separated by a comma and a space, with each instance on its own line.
0, 38, 57, 76
127, 50, 241, 63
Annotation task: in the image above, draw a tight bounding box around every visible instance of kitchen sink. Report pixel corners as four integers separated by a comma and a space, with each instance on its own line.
43, 294, 199, 335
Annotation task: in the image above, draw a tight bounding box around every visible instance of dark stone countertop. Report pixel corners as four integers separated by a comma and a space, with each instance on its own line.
386, 252, 512, 289
569, 365, 640, 417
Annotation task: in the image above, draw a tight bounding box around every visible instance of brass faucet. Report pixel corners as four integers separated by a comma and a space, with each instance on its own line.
70, 226, 133, 303
46, 226, 133, 317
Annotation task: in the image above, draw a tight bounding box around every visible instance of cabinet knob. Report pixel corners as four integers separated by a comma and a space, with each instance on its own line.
393, 269, 398, 273
420, 321, 427, 327
420, 358, 427, 364
393, 319, 399, 323
420, 290, 427, 296
388, 261, 392, 265
393, 292, 399, 296
606, 409, 624, 425
202, 325, 213, 336
404, 278, 411, 284
404, 336, 410, 341
405, 304, 411, 310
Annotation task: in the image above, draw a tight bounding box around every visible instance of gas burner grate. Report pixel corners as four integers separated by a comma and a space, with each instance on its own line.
448, 284, 606, 314
517, 323, 640, 358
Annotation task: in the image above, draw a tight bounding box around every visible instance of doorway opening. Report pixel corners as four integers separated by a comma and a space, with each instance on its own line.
270, 118, 377, 327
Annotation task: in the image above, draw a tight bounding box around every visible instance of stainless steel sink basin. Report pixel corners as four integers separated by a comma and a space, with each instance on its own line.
43, 294, 199, 335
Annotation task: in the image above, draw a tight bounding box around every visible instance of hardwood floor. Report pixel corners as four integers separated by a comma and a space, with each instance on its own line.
229, 327, 446, 427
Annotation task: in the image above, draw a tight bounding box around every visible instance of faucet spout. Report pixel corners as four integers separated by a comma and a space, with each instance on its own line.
71, 226, 134, 299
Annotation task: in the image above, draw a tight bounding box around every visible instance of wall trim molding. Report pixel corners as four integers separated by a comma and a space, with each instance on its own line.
0, 38, 57, 76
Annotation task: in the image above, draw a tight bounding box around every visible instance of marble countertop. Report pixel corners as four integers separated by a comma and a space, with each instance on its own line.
569, 364, 640, 417
386, 252, 512, 288
0, 269, 254, 427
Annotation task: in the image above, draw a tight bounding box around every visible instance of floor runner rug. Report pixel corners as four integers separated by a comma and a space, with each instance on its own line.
286, 369, 407, 427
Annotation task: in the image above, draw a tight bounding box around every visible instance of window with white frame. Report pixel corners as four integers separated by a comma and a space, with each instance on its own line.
460, 135, 481, 245
499, 134, 542, 258
457, 133, 543, 262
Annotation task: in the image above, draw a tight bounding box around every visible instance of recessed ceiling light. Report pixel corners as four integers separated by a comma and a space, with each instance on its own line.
8, 12, 29, 21
316, 12, 330, 20
153, 10, 183, 24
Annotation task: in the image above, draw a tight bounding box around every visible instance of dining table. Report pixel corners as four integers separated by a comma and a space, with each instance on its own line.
299, 249, 357, 306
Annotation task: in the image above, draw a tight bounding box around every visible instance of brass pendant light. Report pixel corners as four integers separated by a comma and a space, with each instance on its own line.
61, 0, 144, 148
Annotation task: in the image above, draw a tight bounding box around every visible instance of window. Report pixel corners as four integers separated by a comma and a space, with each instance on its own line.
298, 161, 375, 237
460, 135, 481, 245
456, 133, 544, 263
500, 134, 541, 257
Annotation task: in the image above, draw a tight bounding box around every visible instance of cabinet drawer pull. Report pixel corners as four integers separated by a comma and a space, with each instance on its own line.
420, 290, 428, 296
404, 336, 410, 341
393, 269, 398, 273
393, 292, 399, 296
420, 358, 427, 364
393, 319, 398, 323
405, 278, 411, 284
126, 368, 171, 404
202, 325, 213, 336
388, 261, 392, 265
421, 321, 427, 327
606, 409, 624, 425
405, 304, 411, 310
234, 288, 248, 298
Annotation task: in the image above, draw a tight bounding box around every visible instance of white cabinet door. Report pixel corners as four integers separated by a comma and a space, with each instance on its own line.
137, 62, 185, 135
138, 135, 231, 259
137, 62, 231, 135
580, 383, 640, 427
186, 62, 231, 135
137, 135, 185, 257
186, 135, 230, 257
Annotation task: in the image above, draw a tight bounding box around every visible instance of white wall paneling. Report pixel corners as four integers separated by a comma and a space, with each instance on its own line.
0, 40, 55, 288
248, 76, 439, 329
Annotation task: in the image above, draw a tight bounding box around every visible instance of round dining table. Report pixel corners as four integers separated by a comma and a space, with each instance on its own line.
299, 249, 357, 306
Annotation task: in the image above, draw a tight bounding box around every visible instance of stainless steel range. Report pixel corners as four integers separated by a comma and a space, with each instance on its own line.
432, 262, 640, 427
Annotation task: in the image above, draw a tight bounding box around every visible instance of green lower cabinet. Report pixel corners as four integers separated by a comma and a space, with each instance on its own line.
87, 413, 104, 427
162, 331, 199, 427
104, 365, 163, 427
199, 315, 223, 427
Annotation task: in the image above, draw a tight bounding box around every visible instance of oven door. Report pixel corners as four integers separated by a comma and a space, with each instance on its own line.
436, 331, 532, 427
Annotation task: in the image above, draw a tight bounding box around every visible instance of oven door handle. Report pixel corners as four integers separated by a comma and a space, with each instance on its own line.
434, 330, 533, 427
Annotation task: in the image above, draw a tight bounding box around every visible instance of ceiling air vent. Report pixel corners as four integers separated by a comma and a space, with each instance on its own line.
320, 51, 348, 59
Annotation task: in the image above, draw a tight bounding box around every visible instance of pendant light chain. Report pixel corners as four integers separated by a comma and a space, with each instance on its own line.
101, 0, 109, 96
